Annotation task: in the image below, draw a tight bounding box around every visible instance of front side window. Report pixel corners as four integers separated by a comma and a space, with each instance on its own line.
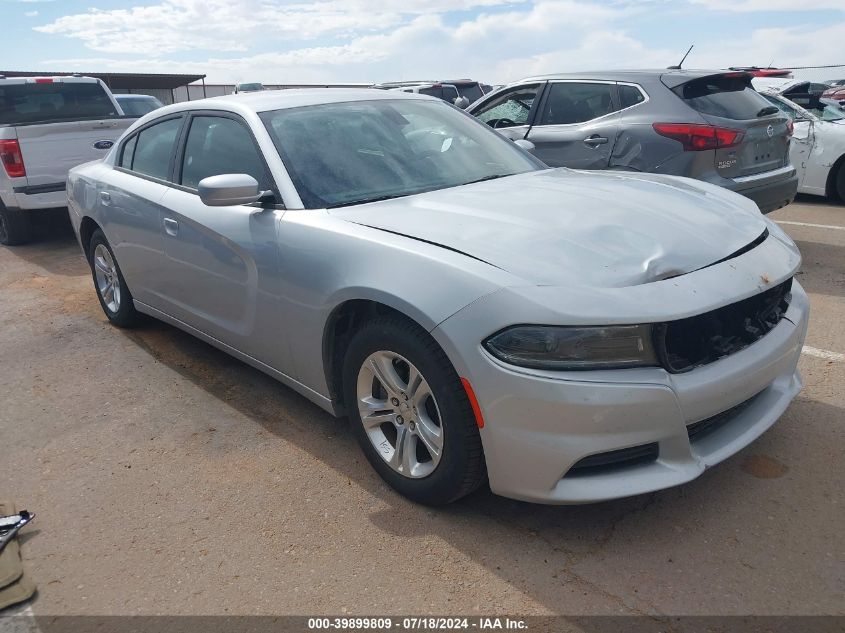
539, 82, 616, 125
473, 84, 541, 129
125, 117, 182, 181
180, 116, 270, 191
261, 99, 542, 208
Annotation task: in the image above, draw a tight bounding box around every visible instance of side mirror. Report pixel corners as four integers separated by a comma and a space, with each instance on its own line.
513, 139, 535, 151
198, 173, 268, 206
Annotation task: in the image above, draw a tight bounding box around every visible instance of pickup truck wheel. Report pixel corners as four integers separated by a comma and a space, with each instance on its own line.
0, 205, 33, 246
343, 316, 486, 505
88, 229, 141, 328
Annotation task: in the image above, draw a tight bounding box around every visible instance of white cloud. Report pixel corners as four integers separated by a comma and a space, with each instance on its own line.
24, 9, 38, 16
690, 0, 844, 11
33, 0, 845, 85
34, 0, 523, 55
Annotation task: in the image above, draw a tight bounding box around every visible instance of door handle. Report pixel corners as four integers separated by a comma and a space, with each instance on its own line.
163, 218, 179, 236
99, 191, 111, 206
583, 135, 609, 146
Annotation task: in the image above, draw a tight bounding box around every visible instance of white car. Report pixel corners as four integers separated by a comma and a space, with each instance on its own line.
760, 91, 845, 202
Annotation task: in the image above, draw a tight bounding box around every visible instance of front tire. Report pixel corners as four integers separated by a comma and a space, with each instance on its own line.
0, 205, 32, 246
342, 316, 486, 505
88, 229, 141, 328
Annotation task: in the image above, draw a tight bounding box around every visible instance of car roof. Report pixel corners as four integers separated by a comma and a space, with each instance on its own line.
114, 93, 157, 99
0, 75, 101, 84
138, 88, 433, 123
517, 69, 744, 86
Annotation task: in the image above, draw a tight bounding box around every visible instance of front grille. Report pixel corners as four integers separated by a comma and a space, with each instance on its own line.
686, 392, 761, 443
655, 278, 792, 373
566, 442, 659, 477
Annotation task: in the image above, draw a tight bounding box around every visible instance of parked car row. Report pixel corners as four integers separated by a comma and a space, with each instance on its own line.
375, 79, 489, 109
59, 87, 809, 505
466, 70, 799, 213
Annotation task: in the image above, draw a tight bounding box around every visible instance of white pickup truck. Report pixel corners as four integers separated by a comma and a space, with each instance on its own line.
0, 75, 136, 245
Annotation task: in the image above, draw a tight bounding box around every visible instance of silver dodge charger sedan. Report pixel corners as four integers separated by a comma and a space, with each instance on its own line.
67, 89, 809, 505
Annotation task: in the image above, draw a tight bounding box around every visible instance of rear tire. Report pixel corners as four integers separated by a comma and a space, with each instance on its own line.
88, 229, 141, 328
0, 205, 32, 246
342, 316, 486, 505
836, 162, 845, 202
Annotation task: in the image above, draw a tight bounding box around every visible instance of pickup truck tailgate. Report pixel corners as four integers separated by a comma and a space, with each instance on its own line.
16, 119, 128, 187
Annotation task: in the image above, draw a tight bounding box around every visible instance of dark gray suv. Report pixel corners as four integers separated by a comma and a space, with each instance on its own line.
467, 70, 798, 213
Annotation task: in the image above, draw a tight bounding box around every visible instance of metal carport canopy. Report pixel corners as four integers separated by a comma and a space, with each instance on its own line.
0, 71, 205, 90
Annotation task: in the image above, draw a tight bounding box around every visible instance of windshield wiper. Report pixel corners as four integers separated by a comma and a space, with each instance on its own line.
757, 105, 780, 117
461, 174, 510, 186
329, 193, 409, 208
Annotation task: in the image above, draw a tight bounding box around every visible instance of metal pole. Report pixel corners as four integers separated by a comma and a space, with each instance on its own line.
202, 76, 207, 98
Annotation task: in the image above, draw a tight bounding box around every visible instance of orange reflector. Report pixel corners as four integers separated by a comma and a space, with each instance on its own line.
460, 377, 485, 429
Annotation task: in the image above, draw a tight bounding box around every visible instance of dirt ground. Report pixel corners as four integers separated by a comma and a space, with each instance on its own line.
0, 197, 842, 616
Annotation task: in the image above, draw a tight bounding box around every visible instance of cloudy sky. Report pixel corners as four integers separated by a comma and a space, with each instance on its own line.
2, 0, 844, 85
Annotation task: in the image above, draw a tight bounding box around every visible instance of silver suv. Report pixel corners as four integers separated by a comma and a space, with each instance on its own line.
467, 70, 799, 213
0, 75, 134, 244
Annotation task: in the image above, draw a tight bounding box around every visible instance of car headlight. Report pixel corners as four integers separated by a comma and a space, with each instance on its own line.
483, 325, 658, 370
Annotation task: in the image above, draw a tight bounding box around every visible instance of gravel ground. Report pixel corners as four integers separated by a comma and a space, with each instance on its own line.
0, 197, 842, 616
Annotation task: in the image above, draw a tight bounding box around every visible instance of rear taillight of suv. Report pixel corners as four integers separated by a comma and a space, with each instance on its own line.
0, 139, 26, 178
652, 123, 745, 151
786, 119, 794, 137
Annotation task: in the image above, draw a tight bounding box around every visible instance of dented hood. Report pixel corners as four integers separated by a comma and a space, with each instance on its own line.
331, 168, 768, 287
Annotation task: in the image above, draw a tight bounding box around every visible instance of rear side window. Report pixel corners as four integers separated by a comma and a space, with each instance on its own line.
673, 75, 771, 120
619, 84, 646, 109
125, 117, 182, 181
539, 82, 615, 125
119, 135, 138, 169
180, 116, 271, 191
0, 82, 118, 125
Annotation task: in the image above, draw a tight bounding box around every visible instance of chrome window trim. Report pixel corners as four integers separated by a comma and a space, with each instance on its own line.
532, 80, 649, 128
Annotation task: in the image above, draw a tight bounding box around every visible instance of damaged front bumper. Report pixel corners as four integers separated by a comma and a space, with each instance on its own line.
432, 223, 808, 504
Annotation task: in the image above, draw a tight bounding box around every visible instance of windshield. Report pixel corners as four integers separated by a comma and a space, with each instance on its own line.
117, 97, 162, 116
816, 101, 845, 121
237, 83, 263, 92
455, 84, 483, 103
761, 93, 817, 121
261, 99, 543, 208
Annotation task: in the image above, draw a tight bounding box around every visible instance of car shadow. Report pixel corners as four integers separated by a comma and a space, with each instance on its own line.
116, 317, 839, 614
792, 193, 841, 207
4, 210, 88, 277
